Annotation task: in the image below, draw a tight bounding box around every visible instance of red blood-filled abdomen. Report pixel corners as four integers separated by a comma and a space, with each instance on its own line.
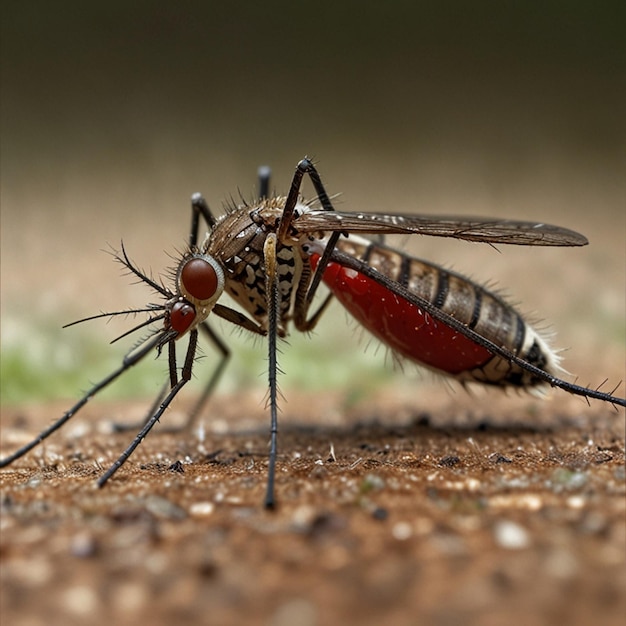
317, 258, 494, 375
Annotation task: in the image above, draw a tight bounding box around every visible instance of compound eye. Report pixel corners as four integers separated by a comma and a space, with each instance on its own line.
180, 258, 219, 302
170, 301, 196, 335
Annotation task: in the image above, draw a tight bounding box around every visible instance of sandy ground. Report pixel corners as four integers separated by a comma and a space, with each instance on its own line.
1, 387, 624, 626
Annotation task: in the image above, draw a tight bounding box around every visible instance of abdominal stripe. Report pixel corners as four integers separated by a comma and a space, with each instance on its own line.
433, 270, 449, 309
469, 287, 482, 330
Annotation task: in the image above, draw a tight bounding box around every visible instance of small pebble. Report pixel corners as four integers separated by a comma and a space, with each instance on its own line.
144, 495, 187, 520
70, 532, 98, 558
189, 501, 215, 516
168, 460, 185, 473
27, 475, 43, 488
291, 505, 316, 531
62, 585, 99, 616
493, 520, 530, 550
550, 468, 588, 490
438, 455, 460, 467
566, 495, 586, 509
392, 521, 413, 540
371, 506, 388, 521
361, 473, 385, 493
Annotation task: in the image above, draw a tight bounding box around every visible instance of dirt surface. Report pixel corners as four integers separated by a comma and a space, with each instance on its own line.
1, 389, 624, 626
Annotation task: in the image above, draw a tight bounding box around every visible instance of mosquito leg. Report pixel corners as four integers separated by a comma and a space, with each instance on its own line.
292, 247, 335, 332
304, 232, 341, 302
97, 330, 199, 487
111, 380, 169, 433
258, 165, 271, 200
0, 330, 176, 468
111, 327, 179, 432
298, 158, 335, 213
274, 159, 339, 331
181, 322, 231, 430
113, 320, 232, 434
213, 304, 267, 335
290, 159, 386, 329
278, 158, 334, 241
263, 233, 280, 509
189, 193, 217, 248
168, 335, 179, 387
125, 305, 265, 435
302, 232, 389, 323
277, 160, 311, 241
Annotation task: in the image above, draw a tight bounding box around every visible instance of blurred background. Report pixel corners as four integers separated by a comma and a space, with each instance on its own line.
1, 1, 624, 406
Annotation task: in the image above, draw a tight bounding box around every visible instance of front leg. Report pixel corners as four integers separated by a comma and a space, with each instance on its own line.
263, 233, 280, 509
278, 158, 342, 332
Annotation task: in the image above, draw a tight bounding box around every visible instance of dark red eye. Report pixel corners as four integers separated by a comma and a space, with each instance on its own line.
170, 302, 196, 334
181, 258, 218, 301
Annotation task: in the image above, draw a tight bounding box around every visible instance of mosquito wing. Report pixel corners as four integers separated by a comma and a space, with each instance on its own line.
294, 210, 588, 247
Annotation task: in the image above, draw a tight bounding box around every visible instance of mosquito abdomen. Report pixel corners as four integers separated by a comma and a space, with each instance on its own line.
319, 239, 560, 389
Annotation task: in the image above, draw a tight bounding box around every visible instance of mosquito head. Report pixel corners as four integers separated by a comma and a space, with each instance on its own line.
168, 253, 225, 336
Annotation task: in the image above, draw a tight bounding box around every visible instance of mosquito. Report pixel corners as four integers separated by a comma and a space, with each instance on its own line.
1, 158, 624, 508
